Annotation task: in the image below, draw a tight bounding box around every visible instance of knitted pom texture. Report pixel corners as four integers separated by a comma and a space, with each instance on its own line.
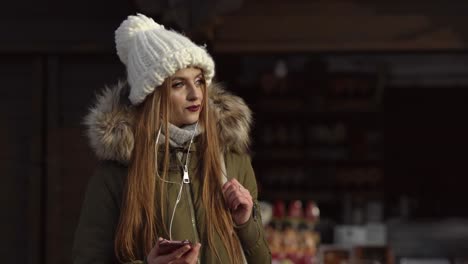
114, 13, 215, 105
115, 13, 164, 65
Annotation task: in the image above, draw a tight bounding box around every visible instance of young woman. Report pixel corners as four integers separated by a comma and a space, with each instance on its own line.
73, 14, 271, 263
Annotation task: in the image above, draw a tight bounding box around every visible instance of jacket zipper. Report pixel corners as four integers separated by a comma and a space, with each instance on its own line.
178, 151, 201, 264
184, 182, 200, 264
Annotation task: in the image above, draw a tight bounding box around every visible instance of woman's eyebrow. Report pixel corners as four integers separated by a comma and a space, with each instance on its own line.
172, 74, 203, 81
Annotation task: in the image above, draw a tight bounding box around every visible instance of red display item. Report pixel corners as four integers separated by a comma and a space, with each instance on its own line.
305, 201, 320, 223
273, 200, 286, 218
288, 200, 304, 218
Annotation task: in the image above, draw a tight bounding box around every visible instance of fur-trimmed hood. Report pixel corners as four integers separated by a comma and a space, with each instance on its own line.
84, 82, 252, 164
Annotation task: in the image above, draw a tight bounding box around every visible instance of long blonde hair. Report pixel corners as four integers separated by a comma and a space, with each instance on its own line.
114, 75, 244, 263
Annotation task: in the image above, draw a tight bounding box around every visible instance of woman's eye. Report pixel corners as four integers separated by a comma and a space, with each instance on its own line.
195, 79, 205, 86
172, 82, 184, 88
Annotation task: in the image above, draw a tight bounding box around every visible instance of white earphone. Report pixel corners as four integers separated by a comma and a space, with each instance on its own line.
154, 121, 198, 240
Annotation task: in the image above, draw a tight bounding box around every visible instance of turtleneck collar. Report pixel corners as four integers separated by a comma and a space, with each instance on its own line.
157, 122, 201, 147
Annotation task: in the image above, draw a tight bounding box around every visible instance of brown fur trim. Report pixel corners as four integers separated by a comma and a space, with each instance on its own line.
209, 83, 252, 154
84, 81, 252, 163
83, 81, 135, 164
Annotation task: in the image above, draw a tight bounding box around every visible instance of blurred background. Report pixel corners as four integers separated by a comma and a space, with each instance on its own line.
2, 0, 468, 263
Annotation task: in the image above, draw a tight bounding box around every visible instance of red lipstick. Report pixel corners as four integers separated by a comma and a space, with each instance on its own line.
186, 105, 200, 112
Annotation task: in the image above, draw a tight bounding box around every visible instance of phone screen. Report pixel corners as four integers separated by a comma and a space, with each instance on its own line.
158, 239, 192, 255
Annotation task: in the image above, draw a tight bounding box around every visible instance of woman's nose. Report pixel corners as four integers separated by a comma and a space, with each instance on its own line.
187, 83, 201, 101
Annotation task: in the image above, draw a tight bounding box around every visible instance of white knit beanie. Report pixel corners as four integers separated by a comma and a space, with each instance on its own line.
115, 13, 215, 105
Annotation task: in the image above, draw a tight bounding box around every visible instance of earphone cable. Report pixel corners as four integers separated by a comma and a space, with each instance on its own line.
155, 122, 199, 239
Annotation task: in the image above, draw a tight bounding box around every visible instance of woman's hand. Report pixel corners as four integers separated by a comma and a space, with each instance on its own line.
222, 179, 253, 225
147, 238, 201, 264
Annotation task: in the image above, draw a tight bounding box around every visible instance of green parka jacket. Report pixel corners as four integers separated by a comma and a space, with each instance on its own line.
73, 82, 271, 263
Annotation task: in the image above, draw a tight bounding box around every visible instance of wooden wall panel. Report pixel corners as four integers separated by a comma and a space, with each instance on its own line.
0, 55, 42, 263
385, 86, 468, 217
214, 0, 468, 52
44, 54, 123, 264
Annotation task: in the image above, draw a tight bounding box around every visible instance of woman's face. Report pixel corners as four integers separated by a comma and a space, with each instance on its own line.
168, 67, 205, 127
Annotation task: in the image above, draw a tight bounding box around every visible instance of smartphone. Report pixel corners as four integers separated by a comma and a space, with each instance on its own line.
158, 239, 192, 255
